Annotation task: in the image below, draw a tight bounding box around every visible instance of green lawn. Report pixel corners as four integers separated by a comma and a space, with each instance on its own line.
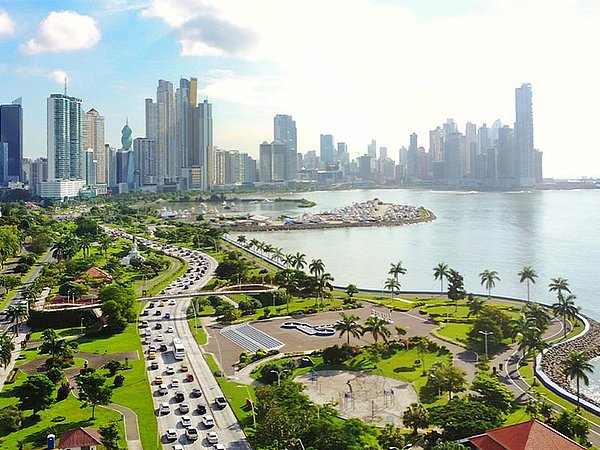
187, 316, 208, 345
434, 322, 470, 344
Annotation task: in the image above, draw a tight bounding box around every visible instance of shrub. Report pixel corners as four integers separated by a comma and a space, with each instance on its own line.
46, 367, 64, 384
57, 382, 71, 401
113, 374, 125, 387
104, 360, 122, 376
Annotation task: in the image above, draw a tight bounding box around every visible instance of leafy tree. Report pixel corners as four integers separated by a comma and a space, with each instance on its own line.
378, 423, 405, 448
471, 373, 514, 413
99, 421, 121, 450
74, 217, 100, 237
552, 409, 590, 445
334, 313, 362, 346
403, 402, 429, 434
429, 364, 467, 400
552, 292, 580, 338
0, 405, 23, 434
57, 382, 71, 401
345, 284, 359, 298
563, 350, 594, 408
77, 369, 112, 419
104, 359, 122, 376
29, 232, 54, 255
0, 225, 21, 268
16, 374, 55, 416
5, 303, 28, 337
433, 262, 450, 295
0, 331, 14, 369
46, 367, 64, 384
432, 442, 469, 450
58, 281, 90, 300
479, 269, 500, 298
447, 269, 466, 312
518, 266, 538, 302
322, 344, 355, 365
100, 300, 127, 333
362, 316, 391, 342
428, 397, 503, 441
468, 306, 511, 353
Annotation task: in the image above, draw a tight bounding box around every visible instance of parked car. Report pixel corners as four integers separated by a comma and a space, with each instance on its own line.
213, 444, 225, 450
166, 366, 175, 375
164, 312, 171, 319
148, 352, 156, 360
150, 361, 159, 370
191, 387, 202, 397
171, 378, 180, 388
158, 384, 168, 395
180, 364, 189, 372
179, 402, 190, 413
155, 323, 162, 330
175, 390, 185, 402
186, 373, 194, 382
154, 375, 163, 384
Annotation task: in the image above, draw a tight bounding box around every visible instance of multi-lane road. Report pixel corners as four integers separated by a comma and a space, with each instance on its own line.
106, 229, 250, 449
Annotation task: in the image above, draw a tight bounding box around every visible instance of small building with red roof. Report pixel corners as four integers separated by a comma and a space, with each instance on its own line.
467, 419, 586, 450
59, 427, 102, 450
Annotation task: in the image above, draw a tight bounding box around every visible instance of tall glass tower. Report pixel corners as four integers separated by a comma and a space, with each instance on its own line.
274, 114, 297, 180
47, 93, 82, 181
0, 98, 23, 185
515, 83, 536, 187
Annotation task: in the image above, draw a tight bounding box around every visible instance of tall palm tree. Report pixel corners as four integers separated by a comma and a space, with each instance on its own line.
548, 277, 571, 296
272, 248, 284, 263
79, 236, 93, 260
509, 313, 536, 343
466, 295, 485, 317
248, 238, 260, 252
388, 261, 407, 283
0, 331, 14, 369
292, 252, 306, 270
563, 350, 594, 409
315, 272, 334, 307
236, 235, 247, 245
283, 254, 294, 269
362, 316, 391, 342
552, 292, 580, 338
97, 233, 112, 258
384, 277, 400, 299
523, 302, 551, 332
518, 326, 547, 368
309, 259, 325, 278
334, 313, 362, 346
479, 269, 500, 298
518, 266, 538, 302
433, 262, 450, 295
6, 304, 28, 337
262, 244, 274, 258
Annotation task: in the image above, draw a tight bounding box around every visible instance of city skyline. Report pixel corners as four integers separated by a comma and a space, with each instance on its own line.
1, 1, 600, 178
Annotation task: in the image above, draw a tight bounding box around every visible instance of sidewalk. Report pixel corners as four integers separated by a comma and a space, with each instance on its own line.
105, 403, 143, 450
0, 325, 30, 392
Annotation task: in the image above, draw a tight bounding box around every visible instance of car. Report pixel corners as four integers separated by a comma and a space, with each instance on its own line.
207, 431, 219, 444
148, 352, 156, 360
150, 361, 159, 370
191, 387, 202, 397
166, 366, 175, 375
154, 310, 161, 316
215, 396, 227, 408
185, 427, 199, 441
140, 320, 149, 328
179, 402, 190, 413
160, 343, 168, 351
159, 301, 165, 307
154, 375, 163, 384
158, 384, 168, 395
196, 403, 207, 414
158, 402, 170, 415
186, 373, 194, 382
180, 415, 192, 427
165, 428, 177, 442
142, 309, 149, 316
213, 444, 225, 450
180, 364, 189, 372
171, 378, 179, 388
169, 299, 176, 305
175, 390, 185, 402
144, 329, 152, 337
171, 445, 184, 450
142, 338, 150, 345
148, 302, 155, 308
156, 334, 164, 342
155, 323, 163, 330
201, 415, 215, 428
166, 326, 174, 333
148, 344, 156, 351
164, 312, 171, 319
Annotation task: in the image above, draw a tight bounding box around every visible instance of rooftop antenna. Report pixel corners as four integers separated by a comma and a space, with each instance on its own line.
126, 116, 129, 126
64, 77, 68, 96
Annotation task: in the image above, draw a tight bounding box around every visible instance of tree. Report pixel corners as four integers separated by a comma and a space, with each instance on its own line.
447, 269, 465, 312
309, 258, 325, 278
548, 277, 571, 296
291, 252, 306, 270
402, 402, 429, 434
384, 277, 400, 299
334, 313, 362, 346
428, 397, 503, 441
378, 423, 405, 449
99, 421, 121, 450
5, 303, 28, 337
362, 316, 391, 342
518, 266, 538, 302
552, 409, 590, 445
345, 284, 359, 298
552, 292, 580, 338
0, 405, 23, 434
388, 260, 407, 284
236, 235, 247, 245
433, 262, 450, 295
272, 247, 284, 263
523, 302, 551, 332
430, 364, 467, 400
314, 272, 334, 307
471, 373, 514, 413
77, 369, 113, 419
563, 350, 594, 409
0, 331, 14, 369
518, 326, 547, 366
466, 294, 485, 317
97, 233, 112, 258
16, 374, 55, 416
432, 443, 469, 450
479, 269, 500, 298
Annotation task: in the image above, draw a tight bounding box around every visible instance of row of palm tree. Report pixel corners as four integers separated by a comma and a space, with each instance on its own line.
334, 313, 392, 345
52, 232, 113, 262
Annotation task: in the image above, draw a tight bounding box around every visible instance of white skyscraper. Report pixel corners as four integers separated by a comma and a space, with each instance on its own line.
515, 83, 536, 187
273, 114, 297, 180
82, 108, 106, 184
47, 93, 83, 181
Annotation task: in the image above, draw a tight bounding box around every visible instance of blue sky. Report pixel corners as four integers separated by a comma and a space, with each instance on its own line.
1, 0, 599, 178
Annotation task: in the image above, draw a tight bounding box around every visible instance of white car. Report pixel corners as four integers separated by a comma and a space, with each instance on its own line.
213, 445, 225, 450
179, 402, 190, 413
201, 415, 215, 428
156, 334, 164, 342
158, 384, 168, 395
172, 445, 184, 450
165, 428, 177, 441
166, 326, 174, 333
158, 402, 170, 415
171, 378, 179, 388
166, 366, 175, 375
180, 415, 192, 427
169, 299, 176, 305
207, 431, 219, 444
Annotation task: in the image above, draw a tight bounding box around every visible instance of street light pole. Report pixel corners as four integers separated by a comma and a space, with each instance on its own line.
238, 385, 256, 426
269, 369, 286, 386
479, 330, 493, 359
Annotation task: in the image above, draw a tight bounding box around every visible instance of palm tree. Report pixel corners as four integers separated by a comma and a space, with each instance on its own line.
433, 262, 450, 295
563, 350, 594, 409
552, 292, 580, 338
309, 259, 325, 278
518, 266, 538, 302
548, 277, 571, 296
262, 244, 274, 259
283, 254, 294, 269
248, 238, 260, 252
518, 326, 547, 368
334, 313, 362, 346
236, 235, 247, 246
315, 272, 334, 307
479, 269, 500, 298
388, 261, 407, 283
292, 252, 306, 270
79, 236, 93, 260
384, 277, 400, 299
402, 402, 429, 435
6, 304, 28, 337
523, 302, 551, 332
362, 316, 391, 342
0, 331, 14, 369
97, 233, 112, 258
272, 248, 284, 263
466, 295, 485, 317
509, 313, 535, 343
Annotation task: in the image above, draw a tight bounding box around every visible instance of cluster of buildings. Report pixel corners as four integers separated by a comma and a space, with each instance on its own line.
0, 81, 542, 199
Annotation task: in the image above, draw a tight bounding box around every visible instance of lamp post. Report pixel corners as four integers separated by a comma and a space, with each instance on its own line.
269, 368, 287, 386
237, 385, 256, 426
478, 330, 493, 359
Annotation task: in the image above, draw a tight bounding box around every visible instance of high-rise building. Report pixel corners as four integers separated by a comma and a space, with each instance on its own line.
259, 141, 272, 182
367, 139, 377, 158
193, 99, 212, 190
47, 93, 83, 181
515, 83, 536, 187
0, 98, 23, 185
464, 122, 477, 177
444, 132, 463, 187
407, 133, 418, 178
82, 108, 106, 184
273, 114, 297, 180
320, 134, 334, 166
429, 127, 444, 162
28, 157, 48, 196
133, 138, 157, 189
84, 148, 96, 186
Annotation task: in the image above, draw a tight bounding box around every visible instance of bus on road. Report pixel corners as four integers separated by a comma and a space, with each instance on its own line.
172, 338, 185, 360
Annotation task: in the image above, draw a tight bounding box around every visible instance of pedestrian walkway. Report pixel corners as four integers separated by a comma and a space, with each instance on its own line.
105, 403, 143, 450
0, 325, 30, 392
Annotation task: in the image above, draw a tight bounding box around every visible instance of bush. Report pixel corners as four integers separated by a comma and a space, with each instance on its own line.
57, 382, 71, 401
104, 360, 122, 376
46, 367, 64, 384
113, 374, 125, 387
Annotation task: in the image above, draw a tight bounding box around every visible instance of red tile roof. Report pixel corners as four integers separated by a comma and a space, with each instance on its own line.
59, 427, 101, 448
468, 419, 586, 450
84, 266, 113, 281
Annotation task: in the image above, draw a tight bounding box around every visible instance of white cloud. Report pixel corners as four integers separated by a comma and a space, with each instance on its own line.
0, 10, 16, 37
22, 11, 101, 54
49, 69, 68, 85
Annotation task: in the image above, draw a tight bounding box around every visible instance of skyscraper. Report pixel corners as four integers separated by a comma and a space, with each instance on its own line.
515, 83, 536, 187
193, 99, 213, 190
0, 98, 23, 185
82, 108, 106, 184
47, 93, 83, 181
367, 139, 377, 158
320, 134, 334, 166
273, 114, 297, 180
